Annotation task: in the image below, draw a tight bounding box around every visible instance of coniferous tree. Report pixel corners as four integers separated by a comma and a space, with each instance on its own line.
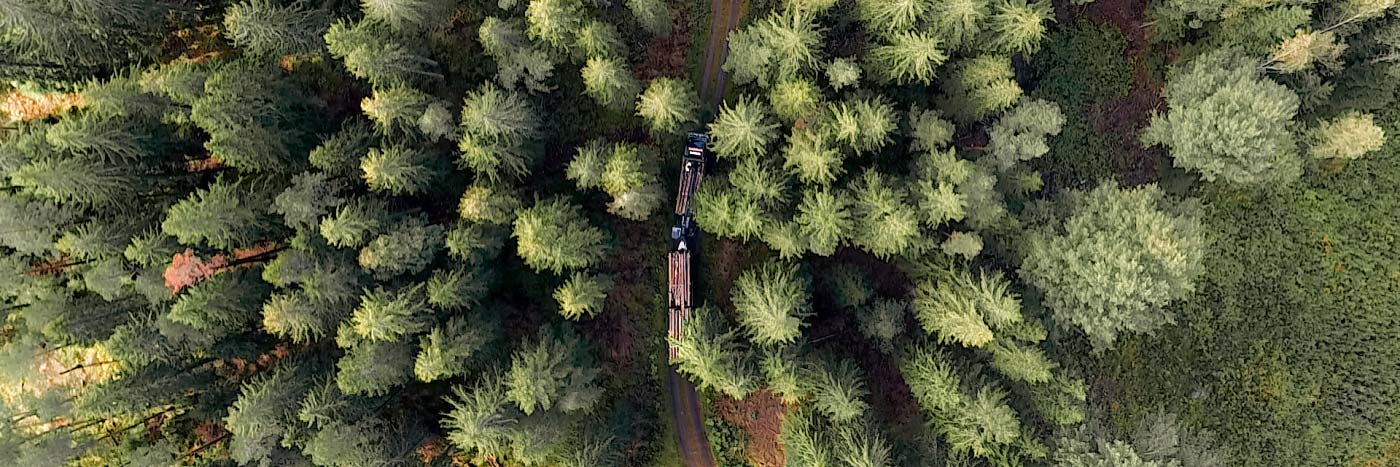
326, 19, 441, 87
783, 127, 844, 185
939, 55, 1024, 123
415, 316, 492, 382
709, 97, 779, 159
360, 145, 441, 195
986, 0, 1053, 55
320, 197, 393, 249
575, 21, 625, 58
808, 358, 870, 423
1309, 111, 1386, 162
1021, 183, 1204, 350
986, 98, 1065, 169
848, 170, 919, 258
1141, 48, 1302, 185
868, 31, 949, 85
732, 261, 812, 346
857, 0, 932, 38
932, 0, 989, 48
670, 307, 759, 398
627, 0, 673, 36
794, 187, 852, 256
555, 273, 610, 320
826, 58, 862, 90
826, 98, 898, 154
223, 0, 329, 57
913, 269, 1021, 348
362, 86, 430, 135
478, 17, 556, 92
582, 57, 642, 110
162, 180, 275, 250
769, 79, 822, 123
168, 269, 271, 335
636, 78, 699, 135
512, 198, 608, 273
459, 83, 542, 181
361, 0, 456, 31
505, 329, 602, 415
336, 339, 416, 396
274, 172, 347, 232
358, 220, 444, 279
443, 372, 521, 457
857, 299, 907, 352
526, 0, 585, 51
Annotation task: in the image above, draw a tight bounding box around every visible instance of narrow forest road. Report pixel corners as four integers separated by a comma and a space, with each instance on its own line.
666, 0, 743, 465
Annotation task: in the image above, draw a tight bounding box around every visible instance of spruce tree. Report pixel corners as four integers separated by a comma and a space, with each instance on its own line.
512, 198, 608, 273
731, 261, 812, 346
223, 0, 329, 57
636, 78, 699, 135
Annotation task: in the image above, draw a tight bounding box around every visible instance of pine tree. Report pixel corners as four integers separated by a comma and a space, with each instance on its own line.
868, 31, 948, 85
769, 79, 822, 123
808, 358, 870, 423
426, 266, 491, 310
506, 329, 602, 415
783, 127, 845, 185
512, 198, 608, 273
168, 269, 271, 335
856, 299, 907, 352
1141, 48, 1301, 185
670, 307, 759, 398
575, 20, 625, 59
362, 86, 429, 135
357, 220, 444, 279
627, 0, 673, 36
732, 261, 812, 346
415, 316, 491, 382
939, 55, 1023, 123
857, 0, 933, 38
443, 372, 521, 457
273, 172, 347, 232
582, 57, 642, 110
459, 83, 541, 181
636, 78, 699, 135
336, 339, 415, 396
526, 0, 585, 51
325, 19, 441, 87
1020, 183, 1203, 350
478, 17, 556, 92
985, 0, 1053, 56
709, 97, 780, 159
794, 187, 852, 256
932, 0, 989, 48
555, 273, 610, 320
847, 170, 919, 258
162, 180, 274, 250
361, 145, 441, 195
320, 197, 393, 248
361, 0, 456, 31
1309, 111, 1386, 162
223, 0, 329, 57
986, 98, 1065, 169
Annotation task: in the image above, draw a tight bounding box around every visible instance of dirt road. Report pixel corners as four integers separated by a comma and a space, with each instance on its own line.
667, 0, 743, 465
698, 0, 743, 108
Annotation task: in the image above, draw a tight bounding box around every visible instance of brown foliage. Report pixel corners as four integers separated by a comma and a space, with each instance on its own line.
714, 389, 789, 467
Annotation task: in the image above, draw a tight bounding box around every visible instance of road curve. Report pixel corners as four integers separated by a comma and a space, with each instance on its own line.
667, 0, 743, 465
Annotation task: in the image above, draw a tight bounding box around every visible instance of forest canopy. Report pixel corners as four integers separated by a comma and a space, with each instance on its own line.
0, 0, 1398, 467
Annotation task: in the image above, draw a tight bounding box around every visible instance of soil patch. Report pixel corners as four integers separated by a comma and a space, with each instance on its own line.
637, 8, 695, 81
714, 389, 789, 467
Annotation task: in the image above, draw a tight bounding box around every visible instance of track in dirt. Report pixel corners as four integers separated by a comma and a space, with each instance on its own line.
667, 0, 743, 465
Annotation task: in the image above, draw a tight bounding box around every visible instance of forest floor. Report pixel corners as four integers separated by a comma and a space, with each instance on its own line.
1060, 0, 1172, 186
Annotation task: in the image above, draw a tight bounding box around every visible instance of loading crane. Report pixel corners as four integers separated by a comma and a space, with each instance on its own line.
668, 133, 709, 359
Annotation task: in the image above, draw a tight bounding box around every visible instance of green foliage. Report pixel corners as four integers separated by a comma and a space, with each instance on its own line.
627, 0, 673, 36
582, 57, 642, 109
809, 357, 871, 423
575, 20, 625, 59
1021, 183, 1203, 350
1308, 111, 1386, 161
478, 17, 556, 92
361, 144, 441, 195
320, 197, 392, 248
770, 79, 823, 122
670, 307, 758, 399
783, 127, 845, 185
856, 299, 906, 351
848, 170, 920, 258
723, 11, 822, 87
940, 55, 1024, 123
1141, 48, 1301, 185
427, 266, 491, 310
941, 231, 983, 260
932, 0, 989, 48
168, 269, 271, 334
709, 97, 780, 159
506, 329, 602, 415
794, 187, 852, 256
636, 78, 699, 135
223, 0, 328, 57
526, 0, 584, 51
459, 83, 541, 181
760, 348, 810, 404
443, 372, 520, 457
914, 269, 1022, 348
732, 260, 812, 346
826, 58, 862, 90
986, 98, 1065, 169
351, 284, 432, 342
357, 220, 444, 279
415, 316, 490, 382
867, 31, 949, 85
826, 98, 898, 154
162, 181, 273, 250
336, 340, 416, 396
554, 272, 610, 319
361, 0, 455, 31
327, 19, 440, 87
513, 198, 608, 273
986, 0, 1053, 56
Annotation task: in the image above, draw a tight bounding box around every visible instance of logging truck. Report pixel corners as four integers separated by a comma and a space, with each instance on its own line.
667, 133, 709, 359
